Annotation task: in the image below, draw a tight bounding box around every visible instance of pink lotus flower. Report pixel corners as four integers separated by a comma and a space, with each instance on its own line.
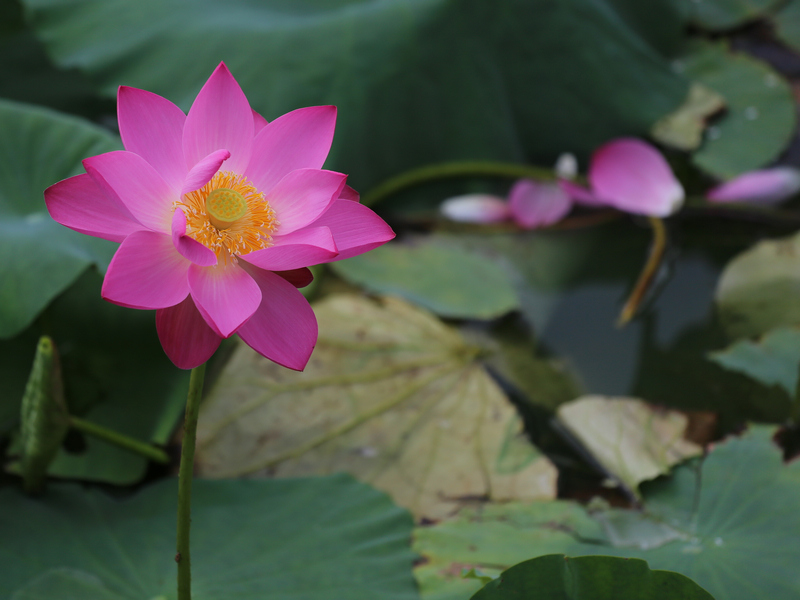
706, 167, 800, 205
45, 63, 394, 370
560, 138, 684, 217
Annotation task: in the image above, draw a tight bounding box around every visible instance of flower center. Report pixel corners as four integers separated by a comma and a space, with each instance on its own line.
176, 171, 278, 263
205, 188, 248, 229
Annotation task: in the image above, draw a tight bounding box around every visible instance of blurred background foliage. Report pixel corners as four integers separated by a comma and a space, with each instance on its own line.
3, 0, 800, 598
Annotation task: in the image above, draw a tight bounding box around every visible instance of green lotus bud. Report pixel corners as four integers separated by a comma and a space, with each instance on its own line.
19, 336, 69, 494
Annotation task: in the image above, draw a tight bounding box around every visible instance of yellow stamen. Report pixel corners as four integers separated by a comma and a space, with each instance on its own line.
176, 171, 278, 263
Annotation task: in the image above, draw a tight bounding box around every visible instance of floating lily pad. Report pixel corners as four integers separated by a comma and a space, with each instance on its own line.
414, 425, 800, 600
678, 41, 795, 179
715, 232, 800, 339
556, 396, 703, 497
330, 240, 518, 320
471, 554, 714, 600
774, 0, 800, 54
195, 295, 557, 520
678, 0, 783, 31
20, 0, 688, 189
426, 225, 787, 425
709, 327, 800, 395
0, 99, 120, 338
0, 475, 418, 600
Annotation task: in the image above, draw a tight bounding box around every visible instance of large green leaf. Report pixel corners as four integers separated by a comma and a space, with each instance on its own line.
0, 0, 111, 118
471, 554, 714, 600
678, 41, 795, 179
331, 239, 518, 319
20, 0, 689, 189
196, 295, 557, 520
0, 475, 419, 600
0, 98, 119, 338
414, 426, 800, 600
678, 0, 783, 30
1, 269, 187, 484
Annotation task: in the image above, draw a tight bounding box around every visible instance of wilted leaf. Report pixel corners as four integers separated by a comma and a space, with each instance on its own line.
709, 327, 800, 395
678, 41, 795, 178
196, 295, 557, 520
471, 554, 714, 600
715, 231, 800, 339
556, 396, 703, 497
0, 476, 418, 600
331, 240, 518, 319
651, 82, 725, 151
414, 425, 800, 600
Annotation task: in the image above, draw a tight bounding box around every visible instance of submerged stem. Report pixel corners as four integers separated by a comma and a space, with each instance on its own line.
176, 363, 207, 600
618, 217, 667, 327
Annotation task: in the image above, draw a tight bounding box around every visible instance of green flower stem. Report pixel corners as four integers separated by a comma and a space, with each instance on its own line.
361, 160, 556, 207
176, 363, 207, 600
68, 416, 169, 464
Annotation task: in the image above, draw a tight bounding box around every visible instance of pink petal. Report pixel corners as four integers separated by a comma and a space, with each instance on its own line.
156, 295, 221, 369
102, 230, 190, 309
339, 185, 360, 202
509, 180, 572, 229
589, 138, 684, 217
183, 63, 253, 176
117, 86, 187, 192
440, 194, 510, 223
275, 268, 313, 288
84, 151, 175, 233
237, 267, 317, 370
253, 109, 268, 135
558, 179, 608, 207
267, 168, 346, 234
45, 173, 140, 242
312, 199, 396, 261
181, 149, 230, 196
242, 226, 338, 271
172, 209, 217, 266
188, 261, 261, 338
245, 105, 337, 194
706, 167, 800, 205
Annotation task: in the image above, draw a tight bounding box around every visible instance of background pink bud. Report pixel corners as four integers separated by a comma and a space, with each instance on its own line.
440, 194, 510, 223
706, 167, 800, 205
508, 179, 572, 229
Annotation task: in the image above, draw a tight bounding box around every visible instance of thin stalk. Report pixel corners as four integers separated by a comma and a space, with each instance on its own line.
618, 217, 667, 326
361, 160, 555, 207
69, 416, 169, 464
176, 363, 207, 600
